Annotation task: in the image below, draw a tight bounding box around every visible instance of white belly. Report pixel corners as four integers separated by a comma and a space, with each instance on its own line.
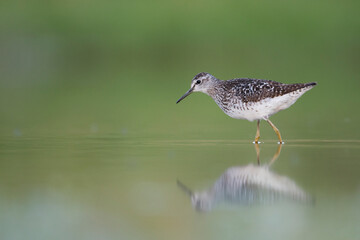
217, 89, 309, 121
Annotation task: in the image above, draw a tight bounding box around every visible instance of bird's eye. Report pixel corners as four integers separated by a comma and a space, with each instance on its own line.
196, 80, 201, 85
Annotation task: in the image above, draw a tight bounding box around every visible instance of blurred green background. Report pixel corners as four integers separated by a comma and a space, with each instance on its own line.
1, 0, 359, 140
1, 1, 360, 240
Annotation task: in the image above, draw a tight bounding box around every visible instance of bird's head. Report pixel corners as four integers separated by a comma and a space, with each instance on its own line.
176, 72, 218, 104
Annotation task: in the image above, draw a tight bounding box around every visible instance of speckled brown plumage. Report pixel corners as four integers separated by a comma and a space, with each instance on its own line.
217, 78, 317, 103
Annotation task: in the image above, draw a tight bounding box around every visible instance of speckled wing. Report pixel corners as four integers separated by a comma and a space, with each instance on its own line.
224, 78, 317, 103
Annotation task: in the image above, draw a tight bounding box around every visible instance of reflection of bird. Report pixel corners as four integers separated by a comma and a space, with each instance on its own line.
176, 72, 317, 143
177, 164, 312, 212
177, 144, 313, 212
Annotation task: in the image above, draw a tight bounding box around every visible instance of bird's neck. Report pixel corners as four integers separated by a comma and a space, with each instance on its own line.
204, 79, 222, 97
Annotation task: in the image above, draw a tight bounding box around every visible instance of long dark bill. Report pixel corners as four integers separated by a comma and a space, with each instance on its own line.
176, 86, 194, 104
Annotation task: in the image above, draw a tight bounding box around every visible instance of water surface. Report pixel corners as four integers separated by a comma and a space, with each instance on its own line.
1, 136, 359, 240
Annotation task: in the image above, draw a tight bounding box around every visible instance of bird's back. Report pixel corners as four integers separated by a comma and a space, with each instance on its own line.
219, 78, 316, 103
209, 78, 316, 121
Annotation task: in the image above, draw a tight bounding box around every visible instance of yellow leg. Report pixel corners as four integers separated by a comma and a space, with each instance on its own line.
266, 119, 283, 144
254, 120, 260, 144
269, 144, 282, 166
254, 142, 282, 166
254, 142, 260, 165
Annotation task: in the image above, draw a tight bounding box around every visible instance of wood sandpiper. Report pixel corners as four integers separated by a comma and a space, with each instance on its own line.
176, 72, 317, 143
